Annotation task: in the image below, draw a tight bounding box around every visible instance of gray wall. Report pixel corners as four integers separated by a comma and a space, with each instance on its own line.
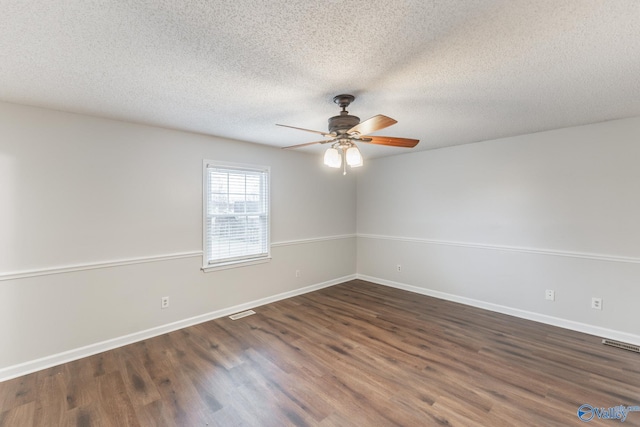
0, 102, 357, 378
357, 117, 640, 343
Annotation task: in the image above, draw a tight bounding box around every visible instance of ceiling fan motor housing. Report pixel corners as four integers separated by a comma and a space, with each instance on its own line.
328, 114, 360, 134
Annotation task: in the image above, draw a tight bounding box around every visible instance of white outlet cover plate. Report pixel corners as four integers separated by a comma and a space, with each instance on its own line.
592, 297, 602, 310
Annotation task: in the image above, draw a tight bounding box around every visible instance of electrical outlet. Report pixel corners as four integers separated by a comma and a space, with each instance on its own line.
591, 297, 602, 310
295, 270, 301, 278
161, 296, 169, 309
545, 290, 555, 301
396, 264, 402, 272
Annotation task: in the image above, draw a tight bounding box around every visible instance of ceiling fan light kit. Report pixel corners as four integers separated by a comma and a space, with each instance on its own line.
278, 94, 419, 174
323, 139, 363, 175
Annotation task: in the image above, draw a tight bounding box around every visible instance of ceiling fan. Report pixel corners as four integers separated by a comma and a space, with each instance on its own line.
277, 94, 419, 174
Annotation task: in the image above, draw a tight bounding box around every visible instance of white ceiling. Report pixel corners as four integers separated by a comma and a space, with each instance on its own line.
1, 0, 639, 158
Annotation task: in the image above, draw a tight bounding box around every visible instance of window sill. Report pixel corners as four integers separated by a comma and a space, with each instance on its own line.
201, 257, 271, 273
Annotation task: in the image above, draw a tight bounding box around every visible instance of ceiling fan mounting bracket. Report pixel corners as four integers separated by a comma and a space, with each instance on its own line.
333, 94, 355, 111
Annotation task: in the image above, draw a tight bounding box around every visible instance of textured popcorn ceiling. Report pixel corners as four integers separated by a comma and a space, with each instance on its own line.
1, 0, 639, 158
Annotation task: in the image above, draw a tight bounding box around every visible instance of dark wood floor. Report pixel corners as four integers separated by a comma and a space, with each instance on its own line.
1, 280, 639, 426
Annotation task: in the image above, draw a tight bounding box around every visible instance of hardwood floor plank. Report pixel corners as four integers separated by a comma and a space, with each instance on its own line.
116, 345, 162, 407
62, 402, 108, 427
0, 401, 35, 427
0, 374, 36, 415
32, 372, 67, 427
96, 372, 141, 427
134, 400, 175, 427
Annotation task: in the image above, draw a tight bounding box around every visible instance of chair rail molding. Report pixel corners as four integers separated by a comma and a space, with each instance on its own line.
357, 234, 640, 265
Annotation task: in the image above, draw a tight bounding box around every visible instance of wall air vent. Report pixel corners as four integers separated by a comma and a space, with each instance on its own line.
602, 339, 640, 354
229, 310, 256, 320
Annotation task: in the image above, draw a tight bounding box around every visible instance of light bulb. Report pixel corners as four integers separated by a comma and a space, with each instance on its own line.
345, 145, 363, 167
323, 148, 342, 168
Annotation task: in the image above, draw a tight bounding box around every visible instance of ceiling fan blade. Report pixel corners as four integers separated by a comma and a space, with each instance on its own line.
361, 136, 420, 148
282, 139, 335, 149
347, 115, 397, 136
276, 124, 334, 137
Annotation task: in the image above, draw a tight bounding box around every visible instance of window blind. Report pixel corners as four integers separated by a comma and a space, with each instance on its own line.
204, 162, 270, 267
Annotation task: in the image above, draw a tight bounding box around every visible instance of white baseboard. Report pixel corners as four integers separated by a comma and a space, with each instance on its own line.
357, 274, 640, 347
0, 274, 356, 382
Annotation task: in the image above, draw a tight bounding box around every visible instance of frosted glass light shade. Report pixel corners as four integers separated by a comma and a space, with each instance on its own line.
345, 146, 363, 167
323, 147, 342, 168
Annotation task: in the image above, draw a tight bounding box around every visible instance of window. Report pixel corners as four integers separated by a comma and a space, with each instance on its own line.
203, 161, 270, 270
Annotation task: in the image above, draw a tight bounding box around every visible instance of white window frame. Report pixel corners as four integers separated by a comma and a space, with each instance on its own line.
202, 160, 271, 272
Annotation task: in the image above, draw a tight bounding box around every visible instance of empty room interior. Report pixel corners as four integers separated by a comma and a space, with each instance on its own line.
1, 1, 640, 426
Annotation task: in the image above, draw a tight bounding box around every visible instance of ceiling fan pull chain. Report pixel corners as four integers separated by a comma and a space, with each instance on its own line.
343, 149, 347, 176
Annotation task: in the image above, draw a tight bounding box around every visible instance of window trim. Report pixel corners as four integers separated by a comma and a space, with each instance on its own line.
202, 160, 271, 272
